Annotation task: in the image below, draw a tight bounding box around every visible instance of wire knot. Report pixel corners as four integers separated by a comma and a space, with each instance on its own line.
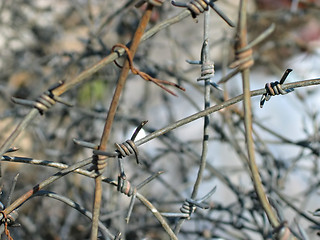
117, 175, 136, 197
171, 0, 234, 26
11, 81, 72, 115
91, 153, 108, 174
180, 199, 197, 219
115, 140, 140, 164
0, 211, 14, 240
260, 69, 294, 108
200, 63, 214, 77
111, 44, 185, 96
229, 48, 254, 71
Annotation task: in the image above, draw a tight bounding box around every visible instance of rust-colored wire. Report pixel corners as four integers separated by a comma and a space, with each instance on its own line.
112, 43, 185, 96
1, 211, 14, 240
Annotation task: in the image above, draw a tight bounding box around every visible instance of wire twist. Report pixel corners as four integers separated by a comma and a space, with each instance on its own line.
180, 199, 197, 219
11, 81, 72, 115
115, 140, 139, 164
260, 69, 294, 108
171, 0, 235, 26
229, 47, 254, 71
111, 44, 185, 96
0, 211, 14, 240
174, 0, 209, 18
117, 176, 136, 197
92, 153, 108, 173
200, 62, 214, 77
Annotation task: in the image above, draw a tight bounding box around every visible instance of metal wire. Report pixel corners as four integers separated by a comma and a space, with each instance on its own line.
260, 69, 294, 108
11, 81, 72, 115
171, 0, 235, 27
115, 140, 139, 164
117, 176, 136, 197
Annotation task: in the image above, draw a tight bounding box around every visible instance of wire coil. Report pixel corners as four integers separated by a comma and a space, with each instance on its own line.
11, 81, 72, 115
172, 0, 209, 18
115, 140, 140, 164
229, 48, 254, 71
180, 199, 196, 219
117, 176, 136, 197
171, 0, 235, 27
260, 69, 294, 108
92, 154, 108, 173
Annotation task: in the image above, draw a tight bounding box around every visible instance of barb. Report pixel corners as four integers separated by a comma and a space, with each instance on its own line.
171, 0, 235, 26
229, 47, 254, 71
219, 23, 275, 84
112, 43, 185, 96
260, 69, 294, 108
117, 171, 163, 223
187, 39, 221, 90
91, 5, 154, 239
11, 81, 73, 115
93, 120, 148, 164
115, 140, 139, 164
163, 186, 216, 220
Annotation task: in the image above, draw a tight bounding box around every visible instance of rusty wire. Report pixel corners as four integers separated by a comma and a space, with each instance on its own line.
2, 1, 320, 239
260, 69, 295, 108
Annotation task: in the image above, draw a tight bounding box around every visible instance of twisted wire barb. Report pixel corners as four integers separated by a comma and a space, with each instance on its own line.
11, 81, 73, 115
187, 39, 221, 89
171, 0, 235, 26
0, 211, 14, 240
229, 47, 254, 71
218, 23, 275, 84
260, 69, 294, 108
112, 43, 185, 96
90, 120, 148, 171
162, 186, 216, 220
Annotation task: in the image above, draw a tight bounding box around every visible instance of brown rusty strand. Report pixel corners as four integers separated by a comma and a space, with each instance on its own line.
117, 176, 136, 197
0, 211, 14, 240
229, 48, 254, 71
111, 44, 185, 96
115, 140, 140, 164
260, 69, 294, 108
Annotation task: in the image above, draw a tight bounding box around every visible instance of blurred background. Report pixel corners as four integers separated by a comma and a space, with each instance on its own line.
0, 0, 320, 239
